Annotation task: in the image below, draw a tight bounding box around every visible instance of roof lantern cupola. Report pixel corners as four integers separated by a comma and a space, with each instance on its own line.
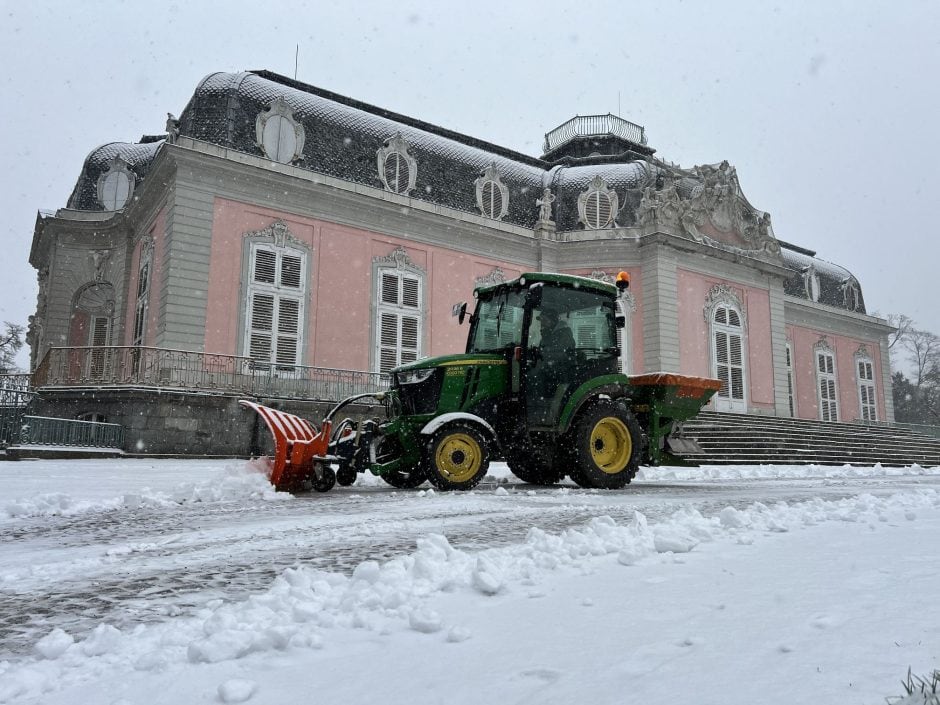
541, 114, 655, 162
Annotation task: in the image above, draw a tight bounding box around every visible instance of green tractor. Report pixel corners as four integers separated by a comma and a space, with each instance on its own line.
317, 272, 721, 491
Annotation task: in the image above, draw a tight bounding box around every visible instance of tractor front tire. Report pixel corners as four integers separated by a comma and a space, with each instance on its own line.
506, 454, 565, 486
425, 423, 490, 491
311, 463, 336, 493
336, 465, 358, 486
382, 465, 428, 489
569, 401, 645, 490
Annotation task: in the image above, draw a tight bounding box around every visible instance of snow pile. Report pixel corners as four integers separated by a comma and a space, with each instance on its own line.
638, 462, 940, 482
0, 460, 286, 522
2, 488, 937, 702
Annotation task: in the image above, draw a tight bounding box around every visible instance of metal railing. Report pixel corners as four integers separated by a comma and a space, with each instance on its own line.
33, 346, 391, 401
543, 114, 647, 153
17, 415, 124, 450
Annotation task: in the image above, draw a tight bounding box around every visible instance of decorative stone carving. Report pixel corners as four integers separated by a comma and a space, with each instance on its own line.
802, 265, 821, 302
139, 234, 154, 261
377, 133, 418, 195
474, 163, 509, 220
703, 284, 745, 325
475, 267, 506, 286
165, 113, 180, 144
635, 160, 782, 254
813, 336, 834, 354
855, 344, 871, 360
90, 249, 112, 282
373, 246, 425, 274
536, 188, 556, 224
244, 219, 308, 251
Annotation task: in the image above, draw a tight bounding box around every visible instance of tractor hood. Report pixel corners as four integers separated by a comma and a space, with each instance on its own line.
393, 353, 507, 375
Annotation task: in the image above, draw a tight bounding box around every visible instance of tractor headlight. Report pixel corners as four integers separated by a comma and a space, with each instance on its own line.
397, 368, 436, 385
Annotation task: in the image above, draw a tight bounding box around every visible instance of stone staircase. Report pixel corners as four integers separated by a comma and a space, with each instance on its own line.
674, 411, 940, 467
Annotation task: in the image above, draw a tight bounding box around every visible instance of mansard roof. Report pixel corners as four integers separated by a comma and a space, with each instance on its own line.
59, 69, 865, 316
779, 242, 867, 314
67, 139, 163, 211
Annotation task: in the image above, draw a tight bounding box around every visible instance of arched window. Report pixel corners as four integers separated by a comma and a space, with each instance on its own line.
373, 247, 424, 373
474, 163, 509, 220
815, 339, 839, 422
577, 175, 618, 230
377, 134, 417, 195
705, 285, 747, 413
855, 347, 877, 421
132, 237, 153, 348
242, 221, 308, 370
71, 282, 115, 380
842, 277, 861, 312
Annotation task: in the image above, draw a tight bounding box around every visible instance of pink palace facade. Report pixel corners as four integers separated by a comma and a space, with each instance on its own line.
27, 70, 894, 453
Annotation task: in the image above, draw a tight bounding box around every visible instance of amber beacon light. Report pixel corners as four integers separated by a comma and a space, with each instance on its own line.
616, 271, 630, 291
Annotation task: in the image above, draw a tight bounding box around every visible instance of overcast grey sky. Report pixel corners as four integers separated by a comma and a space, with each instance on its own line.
2, 0, 938, 371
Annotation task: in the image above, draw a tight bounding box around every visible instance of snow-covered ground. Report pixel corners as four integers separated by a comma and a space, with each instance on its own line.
1, 458, 939, 704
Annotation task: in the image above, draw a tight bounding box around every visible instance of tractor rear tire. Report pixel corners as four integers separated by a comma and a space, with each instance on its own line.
570, 401, 645, 489
425, 423, 490, 491
373, 435, 427, 489
506, 455, 565, 486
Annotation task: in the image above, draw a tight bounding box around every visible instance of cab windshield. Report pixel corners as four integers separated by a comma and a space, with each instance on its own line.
467, 288, 526, 353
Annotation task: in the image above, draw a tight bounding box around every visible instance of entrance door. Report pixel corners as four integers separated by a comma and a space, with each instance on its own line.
711, 305, 746, 413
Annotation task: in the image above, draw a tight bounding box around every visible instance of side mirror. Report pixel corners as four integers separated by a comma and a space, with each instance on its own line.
452, 301, 468, 325
615, 314, 626, 329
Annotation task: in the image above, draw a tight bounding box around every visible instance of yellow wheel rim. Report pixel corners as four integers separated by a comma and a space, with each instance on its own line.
435, 433, 481, 483
590, 417, 632, 474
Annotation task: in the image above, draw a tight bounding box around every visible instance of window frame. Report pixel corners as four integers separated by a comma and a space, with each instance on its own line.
815, 343, 839, 422
855, 351, 877, 421
577, 175, 619, 230
241, 225, 309, 372
377, 133, 417, 195
474, 163, 509, 220
255, 97, 306, 165
96, 156, 135, 211
372, 247, 425, 373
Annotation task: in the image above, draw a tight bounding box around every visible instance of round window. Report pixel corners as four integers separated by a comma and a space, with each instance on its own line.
100, 171, 131, 210
262, 115, 298, 163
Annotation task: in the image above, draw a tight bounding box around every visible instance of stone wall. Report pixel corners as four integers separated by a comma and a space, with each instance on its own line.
28, 389, 386, 457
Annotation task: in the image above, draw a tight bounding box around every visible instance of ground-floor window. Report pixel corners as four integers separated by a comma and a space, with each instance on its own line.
816, 346, 839, 422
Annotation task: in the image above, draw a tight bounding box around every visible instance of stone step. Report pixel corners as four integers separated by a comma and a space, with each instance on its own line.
673, 411, 940, 467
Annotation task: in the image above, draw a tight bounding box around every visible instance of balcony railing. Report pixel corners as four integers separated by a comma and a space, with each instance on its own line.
18, 415, 125, 450
543, 114, 648, 153
32, 346, 391, 402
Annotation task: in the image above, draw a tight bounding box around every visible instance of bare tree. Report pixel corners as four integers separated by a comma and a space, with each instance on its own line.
903, 327, 940, 387
0, 322, 25, 373
886, 313, 914, 351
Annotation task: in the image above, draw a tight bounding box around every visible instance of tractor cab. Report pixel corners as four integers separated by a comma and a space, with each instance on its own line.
465, 273, 625, 429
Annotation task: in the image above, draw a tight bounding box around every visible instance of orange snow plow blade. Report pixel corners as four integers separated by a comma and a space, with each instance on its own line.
239, 400, 333, 492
